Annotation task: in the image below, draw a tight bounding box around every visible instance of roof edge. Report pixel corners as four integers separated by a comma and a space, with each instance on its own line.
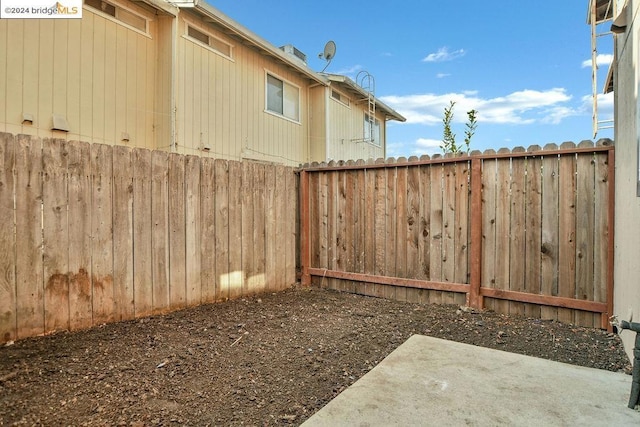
323, 74, 406, 122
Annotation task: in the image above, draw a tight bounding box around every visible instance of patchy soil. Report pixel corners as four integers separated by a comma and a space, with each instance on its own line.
0, 287, 631, 426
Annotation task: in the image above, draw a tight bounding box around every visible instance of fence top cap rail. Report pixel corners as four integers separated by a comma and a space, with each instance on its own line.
298, 138, 614, 172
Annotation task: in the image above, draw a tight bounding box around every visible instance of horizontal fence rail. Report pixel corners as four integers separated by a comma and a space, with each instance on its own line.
0, 133, 297, 343
300, 141, 615, 329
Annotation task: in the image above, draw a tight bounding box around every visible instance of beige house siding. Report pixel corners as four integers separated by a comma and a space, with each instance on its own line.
612, 0, 640, 361
175, 12, 311, 166
0, 1, 403, 166
0, 2, 160, 148
326, 91, 386, 161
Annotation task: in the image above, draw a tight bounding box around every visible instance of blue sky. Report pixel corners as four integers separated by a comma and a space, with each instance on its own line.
210, 0, 614, 158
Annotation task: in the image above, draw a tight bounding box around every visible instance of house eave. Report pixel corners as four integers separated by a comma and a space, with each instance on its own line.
182, 2, 328, 86
322, 74, 406, 122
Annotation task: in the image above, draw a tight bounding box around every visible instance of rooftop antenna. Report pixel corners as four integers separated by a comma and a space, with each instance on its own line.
318, 40, 336, 73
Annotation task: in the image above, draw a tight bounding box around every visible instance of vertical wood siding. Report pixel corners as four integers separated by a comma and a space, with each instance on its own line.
0, 5, 159, 148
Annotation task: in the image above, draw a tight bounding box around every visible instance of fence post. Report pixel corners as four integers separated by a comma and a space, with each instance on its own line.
604, 147, 615, 331
468, 157, 483, 309
300, 170, 311, 286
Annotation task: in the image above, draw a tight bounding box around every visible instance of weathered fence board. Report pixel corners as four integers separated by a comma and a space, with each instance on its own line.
113, 145, 134, 321
15, 135, 43, 339
169, 153, 186, 309
151, 150, 170, 313
301, 142, 615, 329
185, 155, 202, 306
0, 133, 298, 343
0, 134, 15, 342
133, 148, 153, 317
43, 139, 69, 333
92, 143, 114, 324
541, 144, 560, 321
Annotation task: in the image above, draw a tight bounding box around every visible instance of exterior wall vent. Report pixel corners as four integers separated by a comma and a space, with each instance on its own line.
279, 44, 307, 65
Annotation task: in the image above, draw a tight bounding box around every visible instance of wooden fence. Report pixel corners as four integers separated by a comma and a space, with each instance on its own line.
299, 141, 615, 329
0, 133, 297, 343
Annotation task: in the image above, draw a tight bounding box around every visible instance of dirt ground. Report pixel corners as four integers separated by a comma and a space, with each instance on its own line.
0, 287, 631, 426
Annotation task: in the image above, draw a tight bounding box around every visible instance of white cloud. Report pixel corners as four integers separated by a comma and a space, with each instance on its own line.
581, 92, 614, 121
436, 73, 451, 78
380, 88, 574, 126
423, 47, 466, 63
581, 53, 614, 68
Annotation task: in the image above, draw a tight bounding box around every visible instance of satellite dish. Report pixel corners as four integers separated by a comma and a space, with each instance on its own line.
323, 40, 336, 61
319, 41, 336, 72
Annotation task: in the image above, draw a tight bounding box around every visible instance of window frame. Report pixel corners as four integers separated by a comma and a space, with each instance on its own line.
184, 22, 234, 61
330, 89, 351, 108
264, 71, 301, 124
364, 113, 381, 147
84, 0, 150, 36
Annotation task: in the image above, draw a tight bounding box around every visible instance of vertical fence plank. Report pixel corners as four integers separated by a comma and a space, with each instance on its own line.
342, 166, 355, 293
481, 153, 497, 312
575, 143, 596, 327
0, 134, 16, 342
406, 160, 421, 303
242, 162, 255, 294
493, 150, 512, 314
169, 153, 186, 309
372, 160, 386, 297
509, 149, 526, 316
454, 159, 470, 303
441, 160, 456, 304
286, 166, 297, 288
594, 149, 609, 326
524, 147, 542, 319
558, 144, 577, 324
354, 161, 366, 295
429, 161, 443, 304
384, 162, 397, 300
333, 170, 346, 292
43, 139, 69, 334
91, 143, 114, 324
132, 148, 153, 317
363, 165, 376, 296
228, 161, 243, 297
309, 169, 320, 280
113, 145, 134, 321
418, 160, 432, 304
68, 141, 92, 330
252, 164, 266, 293
264, 163, 276, 292
325, 165, 338, 290
151, 150, 169, 313
200, 157, 216, 302
273, 164, 286, 291
315, 170, 328, 286
15, 135, 44, 338
185, 155, 201, 306
215, 159, 230, 300
395, 162, 408, 302
541, 146, 559, 321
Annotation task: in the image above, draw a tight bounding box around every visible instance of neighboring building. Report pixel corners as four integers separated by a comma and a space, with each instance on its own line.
0, 0, 404, 166
589, 0, 640, 360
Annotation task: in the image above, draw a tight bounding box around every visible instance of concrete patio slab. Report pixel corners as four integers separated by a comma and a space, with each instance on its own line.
303, 335, 640, 426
